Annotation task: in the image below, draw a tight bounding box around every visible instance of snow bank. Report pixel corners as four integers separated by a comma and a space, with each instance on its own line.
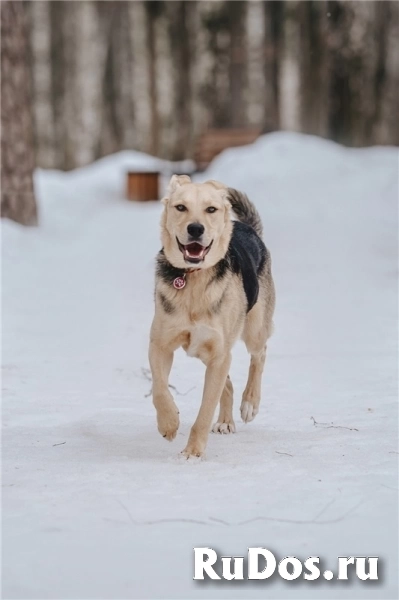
2, 133, 398, 599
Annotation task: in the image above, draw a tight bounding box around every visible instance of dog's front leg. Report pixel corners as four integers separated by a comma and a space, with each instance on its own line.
149, 340, 179, 441
182, 353, 232, 458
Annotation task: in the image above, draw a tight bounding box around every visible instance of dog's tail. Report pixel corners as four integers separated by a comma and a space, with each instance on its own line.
227, 188, 263, 237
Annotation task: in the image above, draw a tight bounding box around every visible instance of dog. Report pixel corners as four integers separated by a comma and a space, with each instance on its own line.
149, 175, 275, 458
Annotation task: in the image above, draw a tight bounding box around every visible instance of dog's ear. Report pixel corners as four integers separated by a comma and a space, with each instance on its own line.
168, 174, 191, 194
204, 179, 227, 191
205, 179, 230, 208
161, 174, 191, 205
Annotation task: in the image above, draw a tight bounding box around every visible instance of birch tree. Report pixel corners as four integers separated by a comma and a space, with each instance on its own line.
1, 1, 37, 225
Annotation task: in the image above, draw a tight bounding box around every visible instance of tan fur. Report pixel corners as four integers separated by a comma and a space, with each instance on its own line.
149, 175, 275, 458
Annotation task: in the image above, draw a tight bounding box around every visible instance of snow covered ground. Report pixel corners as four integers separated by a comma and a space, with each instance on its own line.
2, 133, 398, 599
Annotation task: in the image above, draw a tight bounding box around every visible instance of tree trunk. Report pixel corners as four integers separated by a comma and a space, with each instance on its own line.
167, 1, 194, 159
246, 1, 266, 127
279, 1, 301, 132
129, 1, 152, 154
326, 1, 368, 146
263, 0, 284, 131
97, 2, 122, 159
202, 2, 231, 128
48, 0, 67, 169
228, 1, 248, 127
374, 1, 399, 145
298, 0, 329, 137
25, 0, 55, 169
1, 1, 37, 225
145, 1, 163, 156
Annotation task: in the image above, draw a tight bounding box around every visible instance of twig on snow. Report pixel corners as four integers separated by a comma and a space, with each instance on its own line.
311, 416, 358, 432
312, 497, 337, 521
275, 451, 293, 457
117, 500, 212, 527
208, 516, 230, 526
52, 441, 66, 447
236, 499, 364, 527
175, 385, 196, 397
380, 483, 399, 492
141, 367, 196, 397
141, 367, 152, 382
116, 498, 364, 528
141, 517, 213, 526
117, 500, 135, 525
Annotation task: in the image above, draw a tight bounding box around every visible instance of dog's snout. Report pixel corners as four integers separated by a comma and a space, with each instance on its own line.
187, 222, 204, 239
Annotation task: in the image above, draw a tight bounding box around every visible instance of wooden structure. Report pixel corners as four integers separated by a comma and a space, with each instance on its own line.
126, 171, 159, 202
194, 128, 261, 170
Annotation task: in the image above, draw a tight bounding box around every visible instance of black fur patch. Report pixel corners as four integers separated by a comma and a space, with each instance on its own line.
158, 292, 175, 314
206, 258, 229, 288
225, 221, 267, 312
156, 250, 185, 285
210, 290, 226, 315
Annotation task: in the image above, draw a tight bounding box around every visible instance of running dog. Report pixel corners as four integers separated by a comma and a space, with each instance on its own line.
149, 175, 275, 458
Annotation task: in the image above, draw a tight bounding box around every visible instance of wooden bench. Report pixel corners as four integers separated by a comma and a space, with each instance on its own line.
194, 128, 261, 171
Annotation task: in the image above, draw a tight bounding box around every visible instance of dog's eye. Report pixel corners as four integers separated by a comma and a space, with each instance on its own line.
206, 207, 217, 214
175, 204, 187, 212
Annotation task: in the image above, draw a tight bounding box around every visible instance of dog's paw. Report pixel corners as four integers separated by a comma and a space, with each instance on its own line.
179, 450, 204, 462
157, 409, 180, 441
240, 401, 258, 423
181, 440, 206, 459
212, 420, 236, 434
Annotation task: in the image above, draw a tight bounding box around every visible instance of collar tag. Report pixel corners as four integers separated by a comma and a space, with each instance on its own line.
173, 276, 186, 290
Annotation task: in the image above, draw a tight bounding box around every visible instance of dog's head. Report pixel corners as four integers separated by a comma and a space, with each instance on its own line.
160, 175, 232, 269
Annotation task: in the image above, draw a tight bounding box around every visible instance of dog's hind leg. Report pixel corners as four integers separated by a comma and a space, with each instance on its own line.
240, 299, 272, 423
212, 375, 236, 434
240, 346, 267, 423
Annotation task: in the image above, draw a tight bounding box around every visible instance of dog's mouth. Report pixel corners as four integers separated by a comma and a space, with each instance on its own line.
177, 238, 213, 264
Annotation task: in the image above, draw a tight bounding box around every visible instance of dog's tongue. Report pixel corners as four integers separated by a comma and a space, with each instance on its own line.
184, 242, 206, 259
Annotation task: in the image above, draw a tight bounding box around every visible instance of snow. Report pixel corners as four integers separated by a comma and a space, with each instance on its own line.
2, 132, 398, 599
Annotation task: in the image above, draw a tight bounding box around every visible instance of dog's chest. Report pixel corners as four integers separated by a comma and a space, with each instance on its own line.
163, 275, 224, 322
157, 281, 224, 361
175, 286, 213, 322
155, 270, 245, 362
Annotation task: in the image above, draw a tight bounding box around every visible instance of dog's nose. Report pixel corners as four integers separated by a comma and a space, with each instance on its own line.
187, 222, 204, 239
